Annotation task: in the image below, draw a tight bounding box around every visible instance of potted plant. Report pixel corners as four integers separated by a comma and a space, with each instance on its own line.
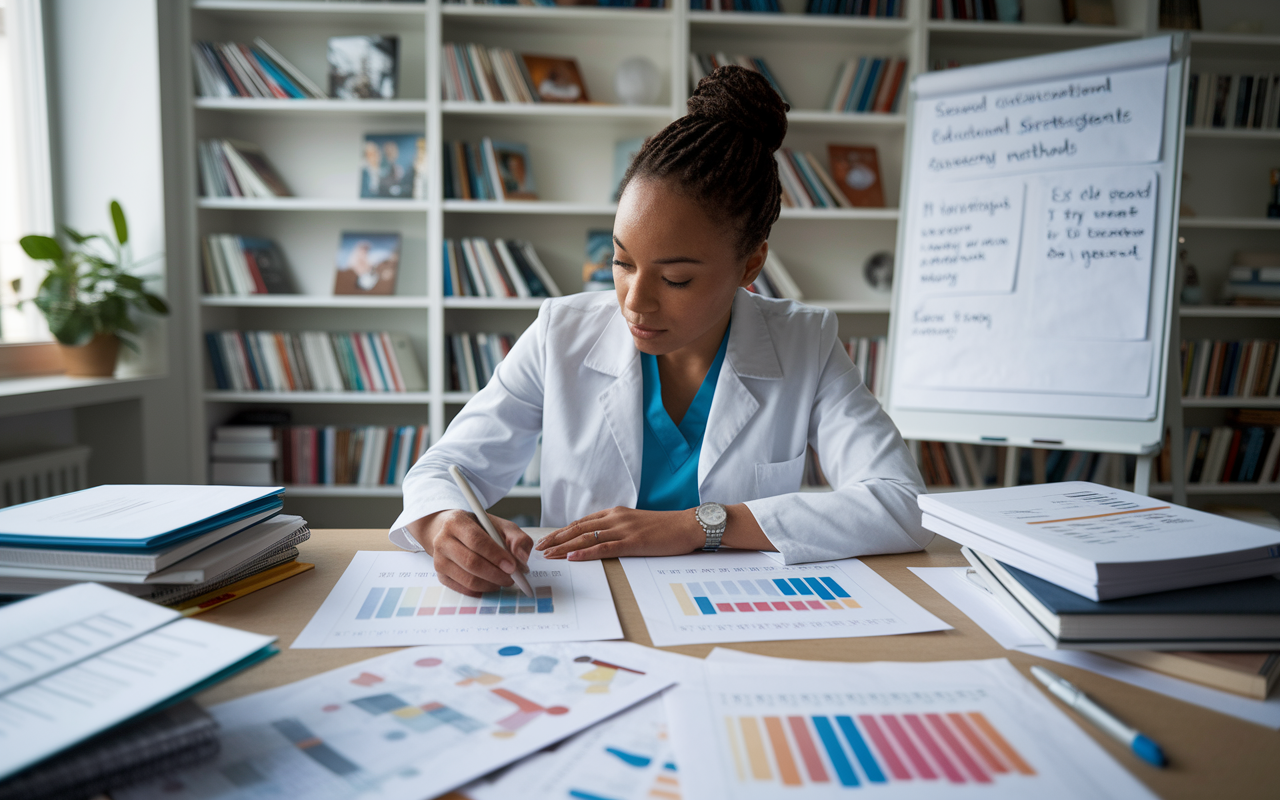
18, 200, 168, 377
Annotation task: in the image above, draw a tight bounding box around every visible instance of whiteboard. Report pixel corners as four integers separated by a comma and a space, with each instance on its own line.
885, 36, 1188, 455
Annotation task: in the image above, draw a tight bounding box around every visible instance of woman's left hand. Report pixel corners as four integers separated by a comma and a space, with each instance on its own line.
536, 507, 701, 561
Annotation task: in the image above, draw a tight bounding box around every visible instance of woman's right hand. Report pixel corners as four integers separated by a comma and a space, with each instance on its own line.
408, 509, 532, 597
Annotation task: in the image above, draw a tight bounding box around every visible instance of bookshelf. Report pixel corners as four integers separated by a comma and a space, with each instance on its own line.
172, 0, 1280, 527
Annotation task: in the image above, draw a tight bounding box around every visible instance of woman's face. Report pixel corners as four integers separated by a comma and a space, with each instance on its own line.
613, 178, 765, 357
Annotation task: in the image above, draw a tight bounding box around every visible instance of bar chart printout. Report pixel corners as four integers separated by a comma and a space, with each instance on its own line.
669, 658, 1159, 800
294, 548, 621, 648
620, 551, 950, 646
116, 642, 682, 800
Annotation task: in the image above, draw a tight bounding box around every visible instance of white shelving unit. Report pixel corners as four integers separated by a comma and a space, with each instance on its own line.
172, 0, 1280, 525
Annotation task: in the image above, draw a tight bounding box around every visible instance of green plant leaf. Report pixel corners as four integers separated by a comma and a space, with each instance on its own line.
63, 227, 91, 244
110, 201, 128, 245
19, 235, 63, 261
52, 311, 95, 346
143, 293, 169, 314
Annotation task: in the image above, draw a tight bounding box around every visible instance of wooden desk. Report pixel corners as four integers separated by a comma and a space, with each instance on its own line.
195, 530, 1277, 800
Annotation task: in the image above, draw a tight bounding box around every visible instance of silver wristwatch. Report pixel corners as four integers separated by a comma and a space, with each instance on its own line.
695, 502, 728, 552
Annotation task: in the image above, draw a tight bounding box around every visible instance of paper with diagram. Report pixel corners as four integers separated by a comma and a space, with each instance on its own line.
293, 549, 621, 648
117, 642, 680, 800
619, 551, 949, 647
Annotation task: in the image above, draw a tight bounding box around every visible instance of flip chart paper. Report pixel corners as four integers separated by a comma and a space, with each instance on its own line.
911, 177, 1026, 296
669, 654, 1157, 800
911, 566, 1280, 729
293, 549, 621, 648
117, 642, 681, 800
619, 551, 950, 647
1029, 166, 1158, 341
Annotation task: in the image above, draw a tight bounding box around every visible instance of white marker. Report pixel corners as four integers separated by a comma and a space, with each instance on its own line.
1030, 665, 1167, 768
449, 465, 534, 599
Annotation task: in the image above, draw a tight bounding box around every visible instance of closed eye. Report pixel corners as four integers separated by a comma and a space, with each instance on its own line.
663, 277, 691, 288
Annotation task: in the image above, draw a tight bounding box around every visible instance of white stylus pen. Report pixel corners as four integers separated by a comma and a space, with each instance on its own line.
1030, 666, 1167, 768
448, 465, 534, 598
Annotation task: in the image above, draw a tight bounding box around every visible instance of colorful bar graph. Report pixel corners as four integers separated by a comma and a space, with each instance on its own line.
726, 711, 1035, 789
668, 575, 861, 617
352, 584, 555, 621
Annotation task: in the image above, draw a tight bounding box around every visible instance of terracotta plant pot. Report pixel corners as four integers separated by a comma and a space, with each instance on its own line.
59, 334, 120, 377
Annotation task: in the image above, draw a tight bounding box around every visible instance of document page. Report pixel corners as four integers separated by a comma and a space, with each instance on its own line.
117, 642, 682, 800
668, 655, 1157, 800
0, 618, 275, 780
293, 549, 621, 648
620, 551, 949, 647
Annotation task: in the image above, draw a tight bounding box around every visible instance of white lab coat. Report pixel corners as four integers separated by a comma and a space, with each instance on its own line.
391, 288, 930, 564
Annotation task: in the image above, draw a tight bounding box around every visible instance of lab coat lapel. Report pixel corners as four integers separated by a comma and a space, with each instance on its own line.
699, 289, 783, 488
584, 308, 643, 497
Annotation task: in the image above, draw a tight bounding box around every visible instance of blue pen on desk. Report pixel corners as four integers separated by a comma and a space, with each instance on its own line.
1030, 666, 1167, 768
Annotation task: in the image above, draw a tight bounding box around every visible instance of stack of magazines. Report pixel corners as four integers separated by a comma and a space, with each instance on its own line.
444, 237, 561, 298
206, 330, 427, 393
198, 139, 292, 198
191, 38, 325, 99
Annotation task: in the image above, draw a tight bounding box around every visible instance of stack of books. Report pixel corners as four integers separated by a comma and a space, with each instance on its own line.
444, 237, 562, 298
442, 139, 537, 201
205, 330, 427, 393
191, 38, 325, 99
447, 332, 516, 393
1181, 338, 1280, 398
1186, 73, 1280, 130
211, 424, 280, 485
846, 335, 886, 395
746, 251, 803, 301
806, 0, 903, 16
921, 482, 1280, 652
1221, 263, 1280, 305
197, 139, 292, 198
774, 149, 854, 209
0, 485, 311, 611
688, 54, 789, 104
201, 234, 295, 295
279, 424, 429, 487
0, 582, 277, 796
826, 57, 908, 113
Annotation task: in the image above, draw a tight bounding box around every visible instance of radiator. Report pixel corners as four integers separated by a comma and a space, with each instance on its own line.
0, 445, 92, 508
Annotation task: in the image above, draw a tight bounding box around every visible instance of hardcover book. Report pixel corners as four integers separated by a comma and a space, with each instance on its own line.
360, 133, 425, 199
328, 35, 399, 99
827, 144, 885, 207
521, 54, 590, 103
334, 232, 401, 295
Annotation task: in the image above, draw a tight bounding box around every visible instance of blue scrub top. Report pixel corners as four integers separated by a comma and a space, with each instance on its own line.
636, 322, 730, 511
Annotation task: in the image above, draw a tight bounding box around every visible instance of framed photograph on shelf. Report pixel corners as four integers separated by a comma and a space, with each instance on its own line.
334, 232, 401, 296
328, 35, 399, 99
521, 55, 590, 103
827, 145, 885, 208
360, 133, 425, 199
488, 140, 538, 200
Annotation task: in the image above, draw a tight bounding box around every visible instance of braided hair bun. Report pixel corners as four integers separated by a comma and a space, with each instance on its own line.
687, 66, 789, 154
618, 65, 788, 257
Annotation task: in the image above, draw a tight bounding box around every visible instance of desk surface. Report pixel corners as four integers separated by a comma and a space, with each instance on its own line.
194, 530, 1277, 800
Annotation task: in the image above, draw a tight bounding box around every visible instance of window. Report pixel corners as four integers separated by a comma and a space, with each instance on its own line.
0, 0, 54, 349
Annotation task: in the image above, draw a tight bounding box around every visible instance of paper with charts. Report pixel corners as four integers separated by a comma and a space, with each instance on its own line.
116, 642, 680, 800
292, 549, 621, 648
668, 656, 1157, 800
619, 551, 949, 646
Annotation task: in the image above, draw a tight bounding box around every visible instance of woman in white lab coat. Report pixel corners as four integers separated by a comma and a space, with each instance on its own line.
392, 66, 929, 597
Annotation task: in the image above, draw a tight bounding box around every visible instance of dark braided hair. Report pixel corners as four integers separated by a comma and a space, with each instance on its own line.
618, 65, 789, 258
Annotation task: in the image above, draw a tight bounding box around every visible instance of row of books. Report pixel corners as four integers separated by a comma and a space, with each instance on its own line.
846, 335, 886, 396
444, 237, 563, 298
776, 146, 884, 208
442, 45, 591, 104
930, 0, 1025, 20
1186, 73, 1280, 130
446, 0, 665, 5
1180, 339, 1280, 398
277, 425, 430, 487
191, 39, 324, 100
805, 0, 904, 15
1178, 425, 1280, 485
688, 53, 789, 105
201, 235, 295, 296
447, 331, 516, 393
198, 139, 291, 198
826, 57, 908, 114
690, 0, 780, 9
205, 331, 427, 393
746, 251, 804, 301
442, 138, 537, 201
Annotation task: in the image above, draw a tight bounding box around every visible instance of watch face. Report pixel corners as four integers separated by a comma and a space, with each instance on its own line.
698, 503, 727, 526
